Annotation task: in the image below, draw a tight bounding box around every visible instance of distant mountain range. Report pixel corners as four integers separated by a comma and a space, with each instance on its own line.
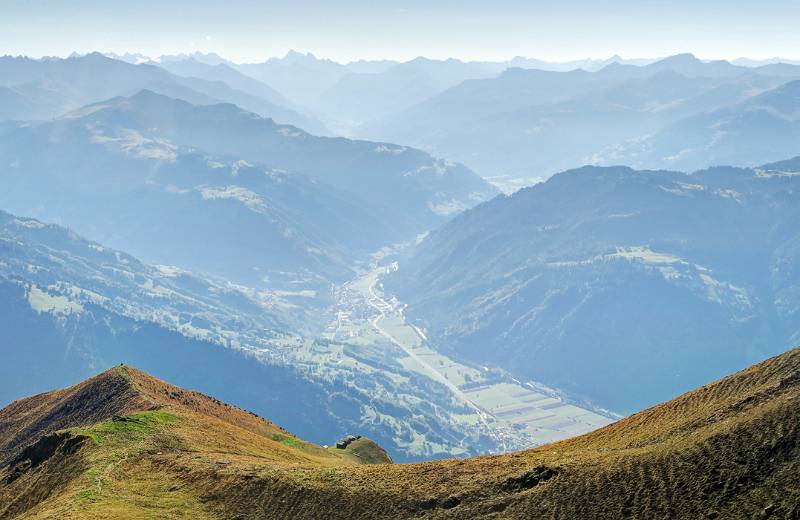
86, 51, 800, 178
0, 53, 328, 134
606, 79, 800, 171
0, 90, 495, 286
235, 50, 357, 107
311, 58, 517, 128
358, 53, 800, 181
230, 52, 663, 133
152, 57, 297, 109
734, 56, 800, 67
168, 51, 655, 109
386, 159, 800, 414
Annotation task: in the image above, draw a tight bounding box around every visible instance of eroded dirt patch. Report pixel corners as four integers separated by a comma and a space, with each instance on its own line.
502, 465, 559, 493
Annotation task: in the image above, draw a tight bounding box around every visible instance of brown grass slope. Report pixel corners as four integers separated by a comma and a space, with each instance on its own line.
1, 350, 799, 519
0, 366, 147, 467
0, 365, 381, 519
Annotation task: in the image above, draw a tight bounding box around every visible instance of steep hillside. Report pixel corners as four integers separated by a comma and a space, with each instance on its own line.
0, 209, 369, 459
0, 114, 370, 285
0, 366, 390, 518
386, 161, 800, 414
76, 90, 496, 230
613, 80, 800, 171
0, 91, 496, 286
0, 209, 515, 462
1, 348, 798, 519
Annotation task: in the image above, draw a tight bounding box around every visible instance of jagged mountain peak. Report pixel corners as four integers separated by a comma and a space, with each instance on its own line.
655, 52, 701, 64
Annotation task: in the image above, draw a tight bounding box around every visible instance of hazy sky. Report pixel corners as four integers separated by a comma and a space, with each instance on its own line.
2, 0, 799, 63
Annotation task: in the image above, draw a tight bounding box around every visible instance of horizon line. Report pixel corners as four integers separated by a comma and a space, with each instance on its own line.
6, 49, 800, 66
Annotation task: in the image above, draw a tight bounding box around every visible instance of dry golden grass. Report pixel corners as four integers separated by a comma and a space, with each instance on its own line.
2, 349, 799, 519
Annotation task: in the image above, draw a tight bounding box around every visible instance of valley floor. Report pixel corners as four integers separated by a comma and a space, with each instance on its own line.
321, 263, 613, 452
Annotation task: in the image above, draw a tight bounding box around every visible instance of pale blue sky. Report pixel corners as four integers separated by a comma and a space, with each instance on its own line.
2, 0, 799, 62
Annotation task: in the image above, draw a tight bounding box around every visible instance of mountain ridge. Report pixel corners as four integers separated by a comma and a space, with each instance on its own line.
386, 160, 800, 414
0, 206, 518, 463
357, 54, 800, 181
1, 348, 798, 518
0, 53, 328, 133
608, 79, 800, 170
0, 90, 495, 286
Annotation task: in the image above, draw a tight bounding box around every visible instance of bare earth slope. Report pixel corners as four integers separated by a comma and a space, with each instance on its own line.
2, 349, 799, 519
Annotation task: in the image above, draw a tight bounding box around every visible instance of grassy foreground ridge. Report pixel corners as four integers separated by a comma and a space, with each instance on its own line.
1, 349, 799, 519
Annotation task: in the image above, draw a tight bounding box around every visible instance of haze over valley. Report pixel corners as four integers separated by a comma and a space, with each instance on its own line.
1, 1, 799, 517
